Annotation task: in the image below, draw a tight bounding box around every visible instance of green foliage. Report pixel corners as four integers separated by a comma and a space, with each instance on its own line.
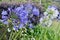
0, 0, 2, 1
0, 16, 60, 40
8, 22, 60, 40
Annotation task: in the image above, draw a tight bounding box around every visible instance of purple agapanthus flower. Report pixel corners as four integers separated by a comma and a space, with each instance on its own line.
14, 4, 24, 14
0, 10, 9, 25
2, 15, 8, 19
32, 7, 39, 16
1, 10, 8, 15
0, 3, 41, 31
20, 18, 28, 24
3, 21, 8, 24
20, 10, 28, 17
18, 23, 24, 28
24, 3, 33, 10
13, 25, 19, 31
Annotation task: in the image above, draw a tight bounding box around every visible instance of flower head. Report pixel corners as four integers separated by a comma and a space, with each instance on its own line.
1, 10, 8, 15
32, 7, 39, 16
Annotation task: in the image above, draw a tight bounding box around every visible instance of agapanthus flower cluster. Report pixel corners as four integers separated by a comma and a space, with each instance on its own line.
11, 4, 40, 31
0, 10, 9, 24
0, 4, 60, 31
40, 5, 59, 27
0, 4, 41, 31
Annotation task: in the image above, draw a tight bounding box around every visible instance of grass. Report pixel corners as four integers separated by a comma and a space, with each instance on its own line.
8, 20, 60, 40
0, 20, 60, 40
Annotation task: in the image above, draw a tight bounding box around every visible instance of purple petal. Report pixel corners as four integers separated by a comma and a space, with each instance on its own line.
25, 4, 32, 10
18, 24, 24, 28
2, 16, 8, 19
1, 10, 8, 15
13, 25, 18, 31
32, 7, 39, 16
3, 21, 8, 24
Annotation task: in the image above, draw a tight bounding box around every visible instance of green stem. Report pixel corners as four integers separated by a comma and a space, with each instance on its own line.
0, 30, 6, 40
9, 31, 13, 40
13, 30, 21, 40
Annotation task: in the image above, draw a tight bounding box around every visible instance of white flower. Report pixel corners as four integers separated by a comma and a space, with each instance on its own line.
39, 17, 43, 24
43, 20, 52, 27
44, 12, 48, 16
31, 37, 35, 40
47, 5, 57, 11
41, 5, 59, 27
13, 27, 15, 30
7, 28, 11, 32
50, 7, 56, 11
52, 10, 59, 18
45, 5, 59, 19
47, 20, 52, 27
